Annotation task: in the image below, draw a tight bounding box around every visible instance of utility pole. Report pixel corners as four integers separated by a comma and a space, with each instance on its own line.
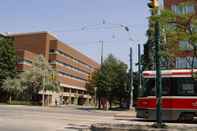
147, 0, 163, 127
97, 40, 104, 109
42, 72, 45, 107
100, 40, 104, 65
129, 47, 133, 109
138, 44, 142, 97
155, 19, 162, 126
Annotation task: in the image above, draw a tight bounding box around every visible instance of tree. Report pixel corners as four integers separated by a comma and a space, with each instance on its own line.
2, 77, 24, 104
19, 55, 60, 105
111, 60, 129, 108
144, 15, 155, 70
0, 35, 17, 102
0, 35, 17, 100
87, 54, 129, 109
1, 55, 59, 104
150, 2, 197, 70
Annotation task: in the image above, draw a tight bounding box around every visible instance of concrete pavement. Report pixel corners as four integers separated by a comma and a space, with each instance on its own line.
0, 104, 197, 131
0, 104, 123, 131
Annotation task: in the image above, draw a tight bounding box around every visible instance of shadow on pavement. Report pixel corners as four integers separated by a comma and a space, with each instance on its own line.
76, 107, 129, 112
64, 123, 90, 130
76, 107, 98, 111
115, 117, 197, 124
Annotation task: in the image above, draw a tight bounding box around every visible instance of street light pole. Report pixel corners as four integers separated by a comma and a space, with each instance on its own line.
97, 40, 104, 109
147, 0, 164, 127
155, 17, 162, 125
129, 47, 133, 109
100, 40, 104, 65
138, 44, 142, 97
42, 72, 45, 107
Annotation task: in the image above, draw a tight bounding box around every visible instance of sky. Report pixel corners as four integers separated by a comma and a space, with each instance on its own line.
0, 0, 154, 71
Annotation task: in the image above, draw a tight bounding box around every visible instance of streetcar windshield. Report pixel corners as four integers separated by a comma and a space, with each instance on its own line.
143, 78, 197, 96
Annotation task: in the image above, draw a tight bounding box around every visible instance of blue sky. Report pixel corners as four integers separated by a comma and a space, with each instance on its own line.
0, 0, 153, 70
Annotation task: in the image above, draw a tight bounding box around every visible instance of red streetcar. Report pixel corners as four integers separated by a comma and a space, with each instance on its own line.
136, 69, 197, 121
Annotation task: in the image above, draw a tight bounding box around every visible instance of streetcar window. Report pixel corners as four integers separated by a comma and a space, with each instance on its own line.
143, 77, 197, 96
144, 78, 155, 96
173, 78, 197, 96
162, 78, 172, 96
144, 78, 172, 96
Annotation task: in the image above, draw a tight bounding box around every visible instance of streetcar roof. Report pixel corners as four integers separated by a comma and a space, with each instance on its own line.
143, 69, 197, 78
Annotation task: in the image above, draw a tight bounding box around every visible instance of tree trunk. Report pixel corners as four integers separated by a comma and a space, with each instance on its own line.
109, 100, 112, 109
119, 97, 122, 108
9, 95, 12, 104
98, 97, 101, 109
42, 91, 45, 107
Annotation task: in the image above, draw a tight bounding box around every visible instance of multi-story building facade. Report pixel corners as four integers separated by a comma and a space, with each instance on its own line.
11, 32, 99, 105
164, 0, 197, 69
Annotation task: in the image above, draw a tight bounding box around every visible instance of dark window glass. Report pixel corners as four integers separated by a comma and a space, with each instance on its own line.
144, 78, 155, 96
49, 49, 55, 53
173, 78, 197, 96
144, 77, 197, 96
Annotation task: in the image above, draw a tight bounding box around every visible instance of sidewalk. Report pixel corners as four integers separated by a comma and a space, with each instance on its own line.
114, 109, 136, 118
90, 122, 197, 131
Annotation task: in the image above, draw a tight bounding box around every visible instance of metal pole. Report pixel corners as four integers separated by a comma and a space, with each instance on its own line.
129, 47, 133, 109
138, 44, 142, 97
147, 0, 163, 127
95, 87, 97, 107
98, 40, 104, 109
101, 40, 104, 65
42, 72, 45, 107
155, 10, 162, 125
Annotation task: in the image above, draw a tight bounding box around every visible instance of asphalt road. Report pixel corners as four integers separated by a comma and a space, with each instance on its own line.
1, 105, 197, 131
0, 104, 124, 131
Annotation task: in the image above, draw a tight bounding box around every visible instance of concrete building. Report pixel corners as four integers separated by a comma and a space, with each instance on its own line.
164, 0, 197, 69
12, 32, 99, 105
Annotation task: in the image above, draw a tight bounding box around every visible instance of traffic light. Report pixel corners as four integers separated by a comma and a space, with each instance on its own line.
147, 0, 158, 9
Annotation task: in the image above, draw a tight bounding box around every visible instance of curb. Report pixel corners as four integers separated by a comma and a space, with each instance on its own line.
90, 123, 197, 131
114, 112, 136, 118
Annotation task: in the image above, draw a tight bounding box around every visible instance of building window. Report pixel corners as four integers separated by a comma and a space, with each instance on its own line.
17, 58, 32, 65
176, 57, 197, 68
49, 49, 94, 71
58, 71, 87, 83
63, 88, 70, 93
49, 49, 55, 53
179, 41, 193, 51
171, 4, 195, 15
50, 60, 89, 76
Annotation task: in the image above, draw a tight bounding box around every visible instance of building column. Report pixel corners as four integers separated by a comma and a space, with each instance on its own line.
74, 90, 79, 105
89, 97, 94, 105
84, 98, 90, 105
51, 93, 59, 106
69, 88, 72, 104
74, 97, 79, 105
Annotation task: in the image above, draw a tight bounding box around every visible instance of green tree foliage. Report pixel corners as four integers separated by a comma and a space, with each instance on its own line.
2, 55, 60, 103
144, 16, 155, 70
87, 54, 129, 108
19, 55, 60, 101
151, 2, 197, 69
0, 35, 17, 86
2, 77, 24, 104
